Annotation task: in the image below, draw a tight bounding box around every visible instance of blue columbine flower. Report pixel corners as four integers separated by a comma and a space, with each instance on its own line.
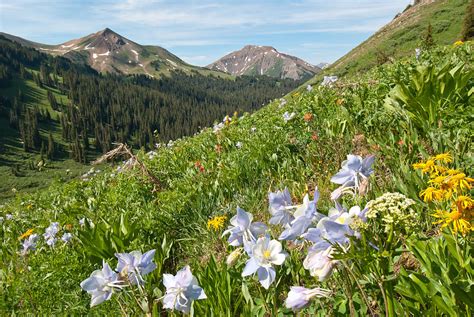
285, 286, 331, 310
222, 207, 267, 249
80, 261, 125, 307
115, 249, 157, 285
303, 245, 338, 281
61, 232, 73, 243
302, 204, 367, 281
268, 188, 294, 227
283, 112, 296, 122
162, 266, 206, 313
21, 233, 39, 256
43, 222, 60, 247
330, 155, 375, 199
279, 190, 324, 241
242, 236, 287, 289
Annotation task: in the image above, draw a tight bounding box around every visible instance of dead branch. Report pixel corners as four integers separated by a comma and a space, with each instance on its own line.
92, 143, 162, 192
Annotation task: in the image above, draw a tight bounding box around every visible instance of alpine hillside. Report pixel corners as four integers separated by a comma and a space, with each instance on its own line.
207, 45, 321, 80
0, 28, 227, 78
310, 0, 470, 80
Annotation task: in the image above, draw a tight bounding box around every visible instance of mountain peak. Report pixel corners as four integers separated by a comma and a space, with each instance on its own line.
98, 27, 120, 37
243, 44, 276, 51
207, 45, 320, 80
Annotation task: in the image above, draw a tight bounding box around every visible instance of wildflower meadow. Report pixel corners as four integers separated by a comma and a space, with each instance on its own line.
1, 43, 473, 316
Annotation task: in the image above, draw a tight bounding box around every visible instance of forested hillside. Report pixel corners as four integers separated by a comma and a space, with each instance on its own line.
0, 36, 301, 198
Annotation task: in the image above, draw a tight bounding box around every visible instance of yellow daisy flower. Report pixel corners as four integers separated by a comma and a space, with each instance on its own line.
19, 229, 34, 240
420, 187, 445, 202
433, 209, 472, 236
434, 152, 452, 163
207, 215, 227, 231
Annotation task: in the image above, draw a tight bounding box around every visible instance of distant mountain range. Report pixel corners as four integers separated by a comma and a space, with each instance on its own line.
0, 28, 224, 78
0, 30, 323, 80
207, 45, 321, 80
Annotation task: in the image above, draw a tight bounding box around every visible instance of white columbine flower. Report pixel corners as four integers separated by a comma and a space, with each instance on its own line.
415, 48, 421, 59
303, 245, 337, 281
162, 266, 207, 313
242, 236, 287, 289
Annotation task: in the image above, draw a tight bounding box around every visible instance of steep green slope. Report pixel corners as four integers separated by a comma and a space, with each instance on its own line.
312, 0, 469, 81
1, 43, 472, 315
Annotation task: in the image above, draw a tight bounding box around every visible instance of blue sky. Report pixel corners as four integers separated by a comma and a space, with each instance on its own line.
0, 0, 413, 66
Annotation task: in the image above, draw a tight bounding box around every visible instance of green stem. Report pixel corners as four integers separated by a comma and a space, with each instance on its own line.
342, 261, 376, 317
342, 267, 356, 317
257, 284, 271, 314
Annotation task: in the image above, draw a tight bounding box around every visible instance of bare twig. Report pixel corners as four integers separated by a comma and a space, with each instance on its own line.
92, 143, 162, 192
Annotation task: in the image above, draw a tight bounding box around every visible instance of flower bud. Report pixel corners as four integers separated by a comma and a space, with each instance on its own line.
226, 248, 242, 267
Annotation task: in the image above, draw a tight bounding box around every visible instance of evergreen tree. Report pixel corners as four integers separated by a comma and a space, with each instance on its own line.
422, 23, 435, 49
47, 133, 55, 159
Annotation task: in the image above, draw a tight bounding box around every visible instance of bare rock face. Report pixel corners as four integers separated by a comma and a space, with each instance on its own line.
207, 45, 321, 80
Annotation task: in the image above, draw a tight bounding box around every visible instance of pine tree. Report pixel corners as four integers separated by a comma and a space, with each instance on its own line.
422, 23, 435, 49
47, 133, 55, 159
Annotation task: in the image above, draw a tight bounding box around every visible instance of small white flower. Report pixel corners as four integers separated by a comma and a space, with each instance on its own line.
283, 112, 296, 123
321, 76, 338, 87
236, 142, 243, 149
415, 48, 421, 59
62, 233, 73, 243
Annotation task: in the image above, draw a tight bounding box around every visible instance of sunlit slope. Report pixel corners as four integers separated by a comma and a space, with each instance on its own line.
309, 0, 468, 82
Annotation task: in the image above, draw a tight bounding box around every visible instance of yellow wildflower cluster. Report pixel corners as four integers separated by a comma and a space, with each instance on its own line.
19, 229, 34, 240
453, 40, 464, 47
413, 153, 473, 236
207, 215, 227, 231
